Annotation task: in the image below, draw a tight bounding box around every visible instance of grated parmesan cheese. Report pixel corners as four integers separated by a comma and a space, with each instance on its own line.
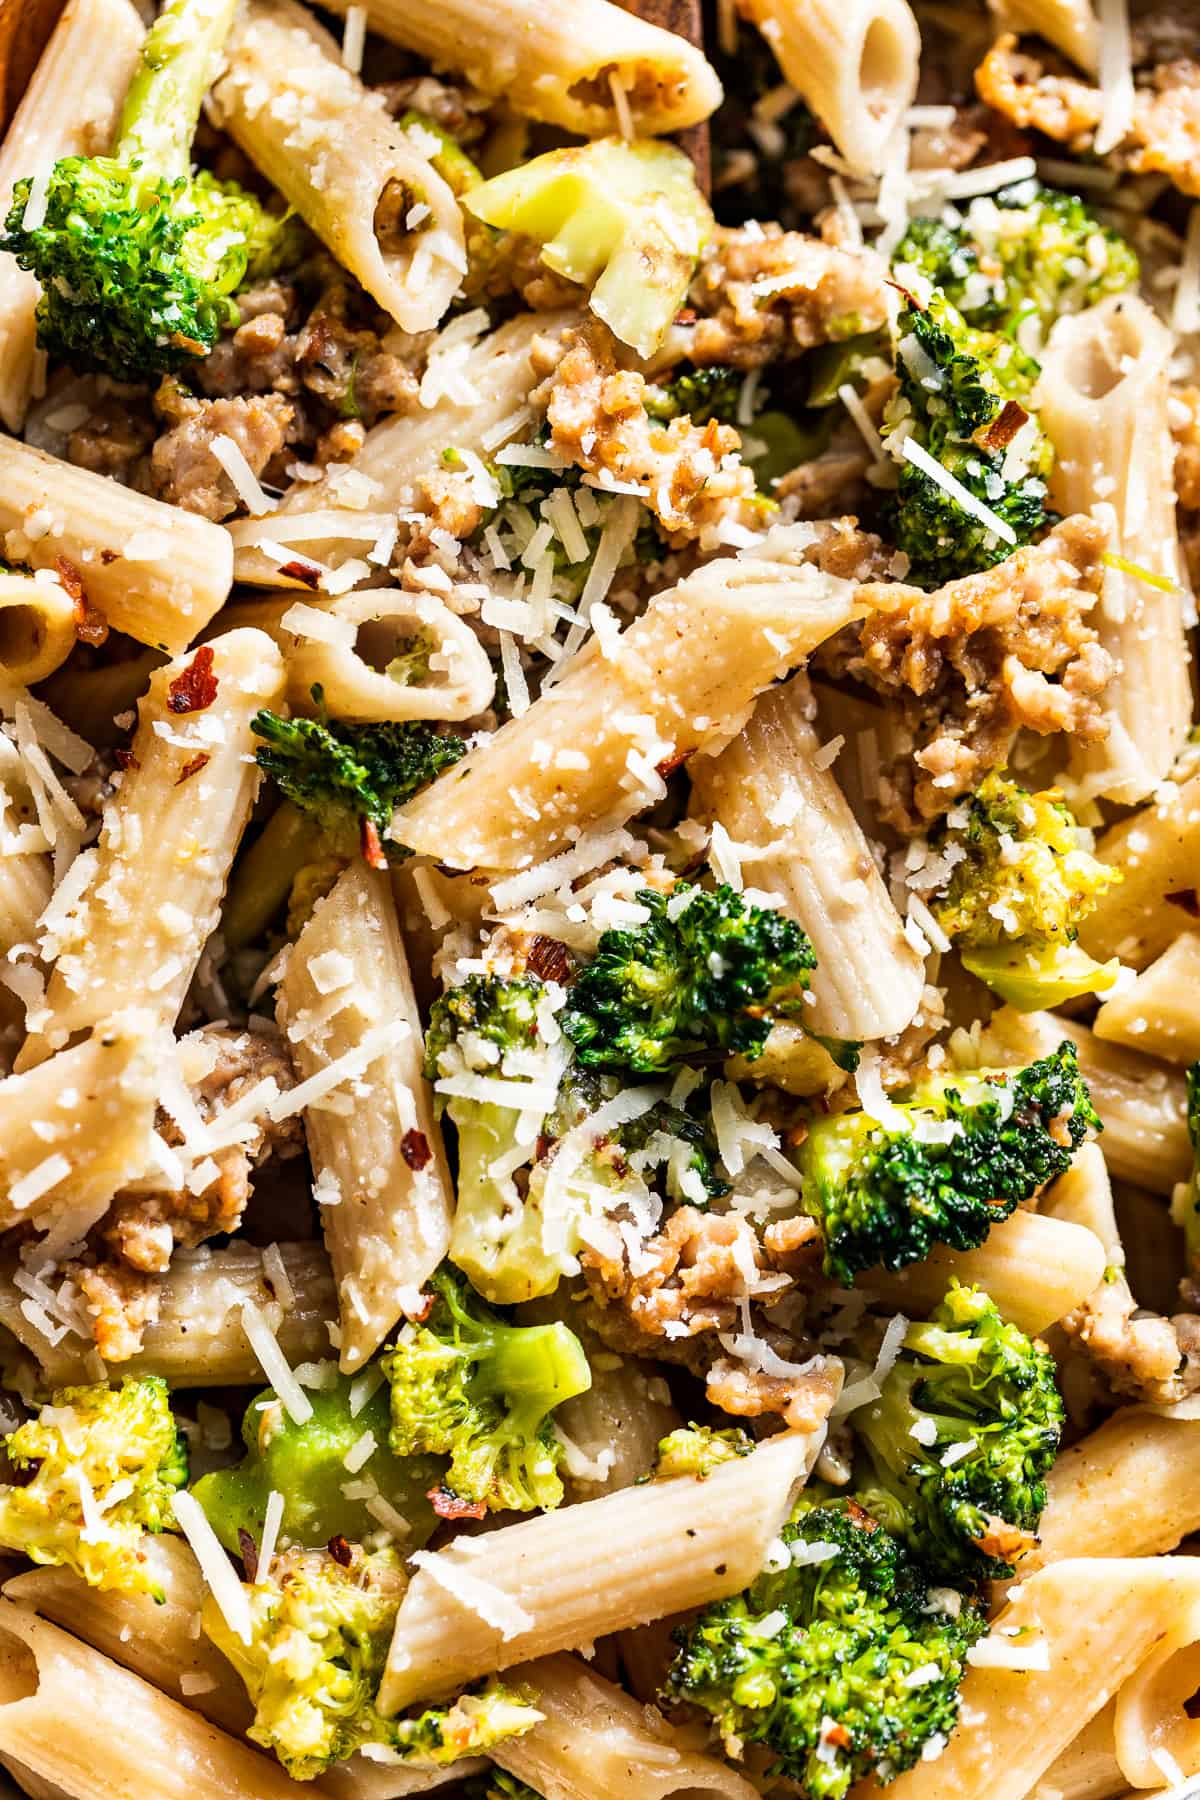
408, 1550, 534, 1639
341, 3, 366, 69
258, 1488, 284, 1576
966, 1633, 1051, 1672
1094, 0, 1135, 155
209, 435, 271, 516
898, 437, 1016, 545
240, 1298, 313, 1426
172, 1492, 252, 1644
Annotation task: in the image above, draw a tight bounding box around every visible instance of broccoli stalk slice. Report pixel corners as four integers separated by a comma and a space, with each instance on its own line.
854, 1283, 1065, 1580
115, 0, 237, 178
463, 137, 712, 359
1174, 1062, 1200, 1282
382, 1267, 591, 1514
795, 1043, 1100, 1284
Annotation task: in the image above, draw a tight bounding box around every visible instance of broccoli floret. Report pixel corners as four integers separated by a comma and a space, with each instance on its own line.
190, 1374, 440, 1557
931, 772, 1122, 1008
1172, 1062, 1200, 1282
0, 1378, 186, 1596
855, 1283, 1065, 1580
645, 364, 742, 425
203, 1540, 538, 1778
895, 182, 1138, 343
463, 137, 712, 359
0, 0, 299, 380
562, 882, 816, 1074
251, 710, 464, 864
382, 1267, 591, 1515
654, 1424, 754, 1480
883, 290, 1052, 588
664, 1496, 985, 1798
795, 1043, 1100, 1284
465, 1774, 544, 1800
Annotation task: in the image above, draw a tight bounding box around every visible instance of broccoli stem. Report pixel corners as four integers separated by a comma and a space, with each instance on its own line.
116, 0, 240, 180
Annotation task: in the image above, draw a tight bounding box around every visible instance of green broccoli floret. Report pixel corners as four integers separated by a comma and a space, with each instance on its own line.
883, 290, 1052, 588
931, 772, 1122, 1008
251, 710, 465, 864
0, 0, 299, 381
203, 1540, 539, 1778
1172, 1062, 1200, 1286
855, 1283, 1065, 1580
664, 1496, 985, 1798
562, 882, 816, 1074
465, 1773, 544, 1800
895, 182, 1138, 344
190, 1374, 440, 1557
654, 1424, 753, 1480
0, 1378, 186, 1596
794, 1043, 1100, 1284
645, 364, 742, 425
382, 1267, 591, 1515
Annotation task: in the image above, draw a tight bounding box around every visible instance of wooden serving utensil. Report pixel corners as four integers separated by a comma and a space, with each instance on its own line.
615, 0, 711, 194
0, 0, 66, 135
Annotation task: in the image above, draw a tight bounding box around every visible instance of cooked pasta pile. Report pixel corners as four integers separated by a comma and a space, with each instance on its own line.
0, 0, 1194, 1795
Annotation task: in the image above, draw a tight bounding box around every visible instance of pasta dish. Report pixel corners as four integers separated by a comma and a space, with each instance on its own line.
0, 0, 1195, 1794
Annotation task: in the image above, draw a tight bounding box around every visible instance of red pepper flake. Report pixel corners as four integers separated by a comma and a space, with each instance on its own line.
846, 1498, 880, 1531
327, 1534, 353, 1567
113, 748, 138, 772
100, 548, 118, 565
823, 1724, 852, 1750
53, 555, 84, 605
534, 1132, 555, 1163
400, 1128, 431, 1171
175, 751, 211, 785
167, 645, 218, 714
655, 749, 691, 780
360, 816, 388, 870
427, 1485, 487, 1521
527, 934, 573, 983
401, 1289, 435, 1324
57, 557, 109, 646
980, 398, 1029, 451
237, 1527, 260, 1581
886, 275, 925, 310
1167, 888, 1200, 917
278, 559, 321, 589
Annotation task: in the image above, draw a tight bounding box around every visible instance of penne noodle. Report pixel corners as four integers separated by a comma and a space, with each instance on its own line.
212, 0, 465, 336
493, 1654, 761, 1800
0, 0, 144, 433
392, 556, 866, 871
1091, 931, 1200, 1064
17, 629, 285, 1068
312, 0, 721, 136
1078, 763, 1200, 970
1112, 1629, 1200, 1791
379, 1427, 824, 1713
690, 673, 925, 1040
279, 864, 454, 1372
1034, 1408, 1200, 1565
1037, 297, 1193, 805
734, 0, 919, 175
0, 436, 233, 655
990, 0, 1099, 70
1030, 1703, 1121, 1800
0, 574, 78, 689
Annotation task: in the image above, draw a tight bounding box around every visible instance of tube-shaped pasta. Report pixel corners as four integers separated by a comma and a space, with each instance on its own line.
1034, 1409, 1200, 1565
227, 590, 495, 723
735, 0, 919, 175
991, 0, 1099, 70
863, 1208, 1106, 1336
1078, 765, 1200, 970
392, 557, 865, 871
493, 1655, 760, 1800
379, 1428, 824, 1713
212, 0, 464, 336
17, 629, 286, 1068
0, 0, 144, 433
0, 1013, 160, 1247
0, 1600, 305, 1800
977, 1006, 1192, 1194
1092, 932, 1200, 1064
0, 435, 233, 653
1112, 1631, 1200, 1790
0, 573, 77, 687
1037, 296, 1193, 805
690, 673, 924, 1040
312, 0, 721, 136
278, 864, 454, 1372
871, 1559, 1200, 1800
0, 1241, 336, 1387
230, 311, 582, 588
1031, 1704, 1121, 1800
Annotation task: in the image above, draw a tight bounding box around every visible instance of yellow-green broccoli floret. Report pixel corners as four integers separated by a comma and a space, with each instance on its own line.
654, 1424, 754, 1480
794, 1043, 1100, 1284
0, 1377, 187, 1596
203, 1541, 539, 1778
0, 0, 302, 381
190, 1374, 440, 1557
463, 137, 712, 358
931, 771, 1122, 1008
854, 1283, 1065, 1580
465, 1773, 545, 1800
663, 1495, 985, 1798
382, 1266, 591, 1515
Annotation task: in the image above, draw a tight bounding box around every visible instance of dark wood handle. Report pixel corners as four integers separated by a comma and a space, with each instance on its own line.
614, 0, 711, 195
0, 0, 67, 136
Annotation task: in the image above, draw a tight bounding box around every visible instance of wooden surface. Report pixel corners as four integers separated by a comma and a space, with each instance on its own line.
615, 0, 711, 192
0, 0, 67, 134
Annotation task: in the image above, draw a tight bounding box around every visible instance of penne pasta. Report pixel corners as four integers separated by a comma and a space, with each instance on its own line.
1037, 297, 1193, 805
392, 555, 866, 871
278, 864, 454, 1372
0, 0, 144, 433
990, 0, 1099, 70
0, 573, 77, 689
1034, 1408, 1200, 1564
311, 0, 721, 136
734, 0, 920, 175
1077, 763, 1200, 970
379, 1427, 824, 1713
212, 0, 465, 336
17, 629, 285, 1068
690, 673, 925, 1041
0, 436, 233, 655
1029, 1703, 1121, 1800
1091, 931, 1200, 1064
